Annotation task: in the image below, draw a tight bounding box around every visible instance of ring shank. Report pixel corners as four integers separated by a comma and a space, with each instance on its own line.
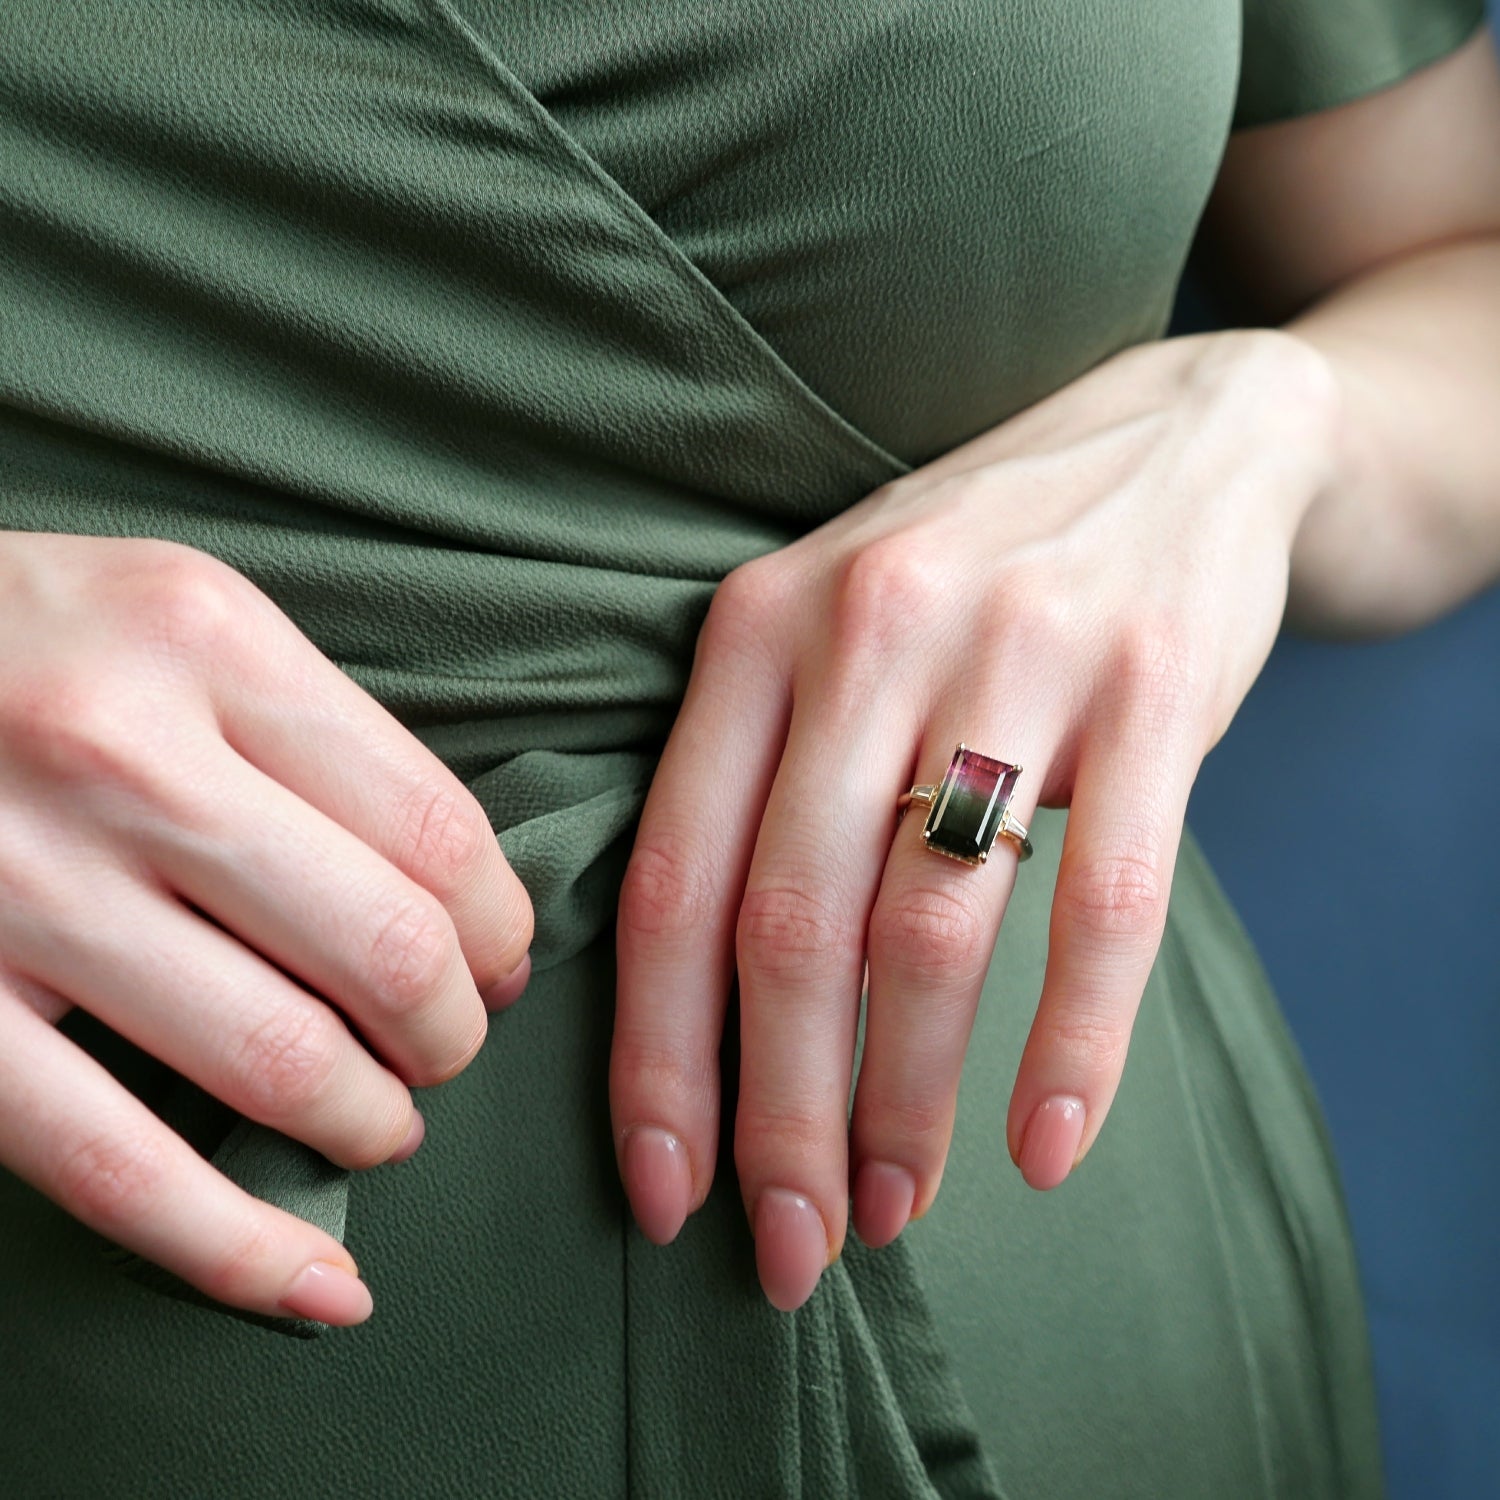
898, 782, 1033, 862
998, 807, 1034, 862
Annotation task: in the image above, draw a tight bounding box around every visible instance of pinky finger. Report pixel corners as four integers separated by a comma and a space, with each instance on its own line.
0, 976, 373, 1327
1004, 707, 1200, 1190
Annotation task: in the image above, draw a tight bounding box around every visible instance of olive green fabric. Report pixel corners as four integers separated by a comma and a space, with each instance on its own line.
1237, 0, 1486, 128
0, 0, 1484, 1494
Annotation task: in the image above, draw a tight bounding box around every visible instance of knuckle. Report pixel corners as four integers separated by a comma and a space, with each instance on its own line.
734, 1103, 830, 1180
827, 537, 940, 656
54, 1126, 169, 1232
1056, 852, 1167, 942
340, 1091, 420, 1170
0, 673, 165, 802
870, 884, 990, 981
136, 547, 243, 664
993, 573, 1077, 661
736, 881, 856, 980
495, 892, 535, 978
198, 1216, 280, 1305
618, 838, 719, 945
708, 558, 778, 625
858, 1087, 953, 1143
1111, 617, 1204, 729
226, 1005, 340, 1120
611, 1034, 719, 1122
365, 893, 456, 1015
1035, 1009, 1130, 1078
698, 563, 787, 670
392, 780, 493, 902
417, 1011, 489, 1089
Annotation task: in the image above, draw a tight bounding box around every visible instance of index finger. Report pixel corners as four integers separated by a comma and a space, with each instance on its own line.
611, 576, 791, 1246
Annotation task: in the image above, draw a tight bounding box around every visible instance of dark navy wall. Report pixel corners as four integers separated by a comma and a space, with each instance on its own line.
1185, 19, 1500, 1493
1187, 595, 1500, 1498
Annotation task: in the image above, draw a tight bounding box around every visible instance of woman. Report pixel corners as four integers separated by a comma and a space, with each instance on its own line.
1, 0, 1497, 1494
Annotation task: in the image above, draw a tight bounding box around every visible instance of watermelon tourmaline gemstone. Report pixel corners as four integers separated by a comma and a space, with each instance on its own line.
923, 745, 1021, 864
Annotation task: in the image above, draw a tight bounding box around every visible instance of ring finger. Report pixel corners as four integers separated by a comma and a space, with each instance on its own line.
851, 710, 1061, 1248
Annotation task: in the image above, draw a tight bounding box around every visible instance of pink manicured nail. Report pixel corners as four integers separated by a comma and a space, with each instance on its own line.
755, 1188, 830, 1312
483, 951, 532, 1011
622, 1125, 692, 1244
1018, 1095, 1087, 1190
278, 1261, 373, 1325
387, 1108, 425, 1164
852, 1160, 916, 1249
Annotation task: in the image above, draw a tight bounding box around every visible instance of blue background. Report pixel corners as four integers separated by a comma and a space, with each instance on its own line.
1184, 15, 1499, 1493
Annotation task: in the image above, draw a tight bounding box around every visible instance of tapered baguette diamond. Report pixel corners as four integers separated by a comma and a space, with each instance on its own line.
923, 746, 1021, 864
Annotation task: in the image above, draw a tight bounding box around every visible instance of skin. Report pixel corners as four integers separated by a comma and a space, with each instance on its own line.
1, 31, 1496, 1329
609, 28, 1500, 1312
0, 538, 534, 1324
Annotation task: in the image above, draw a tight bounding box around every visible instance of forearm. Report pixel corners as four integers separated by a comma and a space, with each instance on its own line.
1280, 232, 1500, 638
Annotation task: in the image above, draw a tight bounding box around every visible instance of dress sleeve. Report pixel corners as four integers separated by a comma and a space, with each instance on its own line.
1234, 0, 1490, 129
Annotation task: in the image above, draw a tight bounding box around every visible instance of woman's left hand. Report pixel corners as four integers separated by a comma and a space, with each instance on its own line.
609, 328, 1339, 1311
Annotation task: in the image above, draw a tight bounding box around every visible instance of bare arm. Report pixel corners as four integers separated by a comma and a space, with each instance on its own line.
1201, 25, 1500, 638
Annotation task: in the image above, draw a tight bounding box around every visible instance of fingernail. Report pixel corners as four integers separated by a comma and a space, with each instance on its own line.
852, 1160, 916, 1249
279, 1260, 374, 1325
387, 1107, 425, 1164
621, 1125, 692, 1244
754, 1188, 830, 1312
483, 951, 532, 1011
1018, 1095, 1087, 1191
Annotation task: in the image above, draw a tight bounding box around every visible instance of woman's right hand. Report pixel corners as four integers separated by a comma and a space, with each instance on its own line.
0, 532, 533, 1326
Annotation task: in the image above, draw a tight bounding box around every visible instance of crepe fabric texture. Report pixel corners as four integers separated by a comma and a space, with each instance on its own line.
0, 1, 1486, 1495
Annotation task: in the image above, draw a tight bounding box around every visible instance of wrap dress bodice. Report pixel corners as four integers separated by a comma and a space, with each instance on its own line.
0, 0, 1486, 1495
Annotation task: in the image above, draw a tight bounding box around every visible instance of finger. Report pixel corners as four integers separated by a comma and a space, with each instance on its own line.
853, 730, 1054, 1249
1004, 691, 1200, 1190
6, 864, 420, 1173
733, 684, 918, 1311
0, 975, 374, 1326
612, 575, 790, 1246
137, 743, 490, 1089
206, 602, 533, 1006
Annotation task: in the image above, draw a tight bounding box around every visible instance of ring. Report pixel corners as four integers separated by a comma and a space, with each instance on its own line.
897, 744, 1033, 865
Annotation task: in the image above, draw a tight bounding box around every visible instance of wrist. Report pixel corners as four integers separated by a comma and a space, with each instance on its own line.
1188, 326, 1346, 555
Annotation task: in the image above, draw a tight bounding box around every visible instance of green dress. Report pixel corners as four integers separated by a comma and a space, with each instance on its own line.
0, 1, 1484, 1494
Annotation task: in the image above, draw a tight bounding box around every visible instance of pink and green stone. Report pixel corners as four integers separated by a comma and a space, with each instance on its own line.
923, 745, 1021, 865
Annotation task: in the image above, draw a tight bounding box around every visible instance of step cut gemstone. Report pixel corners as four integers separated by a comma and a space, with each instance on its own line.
923, 746, 1021, 864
